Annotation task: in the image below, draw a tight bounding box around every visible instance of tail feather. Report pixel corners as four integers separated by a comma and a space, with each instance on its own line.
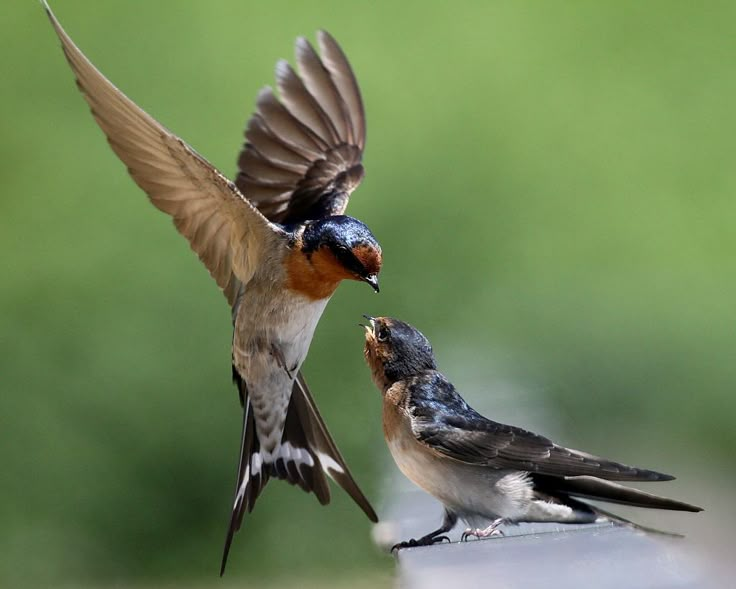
220, 370, 377, 575
590, 504, 686, 538
534, 474, 703, 512
277, 388, 331, 503
292, 372, 378, 523
221, 372, 272, 576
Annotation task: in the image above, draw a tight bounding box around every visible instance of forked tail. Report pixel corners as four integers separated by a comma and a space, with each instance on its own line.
220, 370, 377, 575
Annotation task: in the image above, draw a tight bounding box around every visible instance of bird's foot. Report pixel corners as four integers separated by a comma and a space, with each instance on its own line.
391, 534, 450, 552
461, 518, 505, 541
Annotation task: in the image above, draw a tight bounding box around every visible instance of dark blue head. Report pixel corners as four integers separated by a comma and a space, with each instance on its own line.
363, 316, 437, 387
302, 215, 382, 291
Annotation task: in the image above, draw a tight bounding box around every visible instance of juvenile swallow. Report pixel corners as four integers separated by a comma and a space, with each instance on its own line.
44, 3, 380, 573
362, 317, 702, 549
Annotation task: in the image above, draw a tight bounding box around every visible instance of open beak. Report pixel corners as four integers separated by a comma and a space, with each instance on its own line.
359, 314, 376, 335
362, 274, 380, 293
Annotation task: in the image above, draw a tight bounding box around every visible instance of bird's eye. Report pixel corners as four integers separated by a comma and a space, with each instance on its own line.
377, 326, 390, 342
332, 245, 365, 275
333, 245, 352, 262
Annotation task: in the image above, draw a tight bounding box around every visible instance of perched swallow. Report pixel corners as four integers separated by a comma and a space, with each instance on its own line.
44, 2, 381, 573
362, 316, 702, 549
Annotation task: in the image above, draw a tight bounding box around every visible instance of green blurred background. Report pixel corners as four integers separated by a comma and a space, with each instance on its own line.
2, 1, 735, 587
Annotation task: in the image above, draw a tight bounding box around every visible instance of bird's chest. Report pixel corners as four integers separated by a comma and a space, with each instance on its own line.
230, 278, 329, 452
383, 403, 533, 521
233, 284, 330, 375
384, 404, 450, 497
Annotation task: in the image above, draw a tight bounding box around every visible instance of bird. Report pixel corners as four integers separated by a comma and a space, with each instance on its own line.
362, 316, 702, 550
43, 2, 381, 574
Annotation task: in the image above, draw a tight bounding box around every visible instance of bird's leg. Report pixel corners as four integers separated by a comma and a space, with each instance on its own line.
391, 510, 458, 552
461, 518, 506, 541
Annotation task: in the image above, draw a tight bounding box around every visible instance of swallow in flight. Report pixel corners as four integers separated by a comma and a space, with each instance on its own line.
44, 2, 381, 573
362, 316, 702, 550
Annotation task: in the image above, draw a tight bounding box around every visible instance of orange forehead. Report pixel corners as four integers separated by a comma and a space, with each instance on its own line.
352, 244, 382, 275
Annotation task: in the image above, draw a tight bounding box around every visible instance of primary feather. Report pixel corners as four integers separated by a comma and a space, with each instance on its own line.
235, 31, 366, 224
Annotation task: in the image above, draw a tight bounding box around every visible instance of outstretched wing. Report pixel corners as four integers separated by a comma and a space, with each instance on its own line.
44, 2, 282, 306
235, 31, 366, 224
407, 374, 673, 482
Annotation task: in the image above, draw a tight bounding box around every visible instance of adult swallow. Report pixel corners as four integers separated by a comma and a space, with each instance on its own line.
362, 317, 702, 549
44, 2, 380, 573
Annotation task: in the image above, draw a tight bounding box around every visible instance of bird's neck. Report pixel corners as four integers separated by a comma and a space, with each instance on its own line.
284, 246, 353, 301
364, 346, 395, 393
382, 381, 411, 442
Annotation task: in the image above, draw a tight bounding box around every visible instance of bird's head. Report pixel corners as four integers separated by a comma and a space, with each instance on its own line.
302, 216, 381, 292
362, 316, 436, 391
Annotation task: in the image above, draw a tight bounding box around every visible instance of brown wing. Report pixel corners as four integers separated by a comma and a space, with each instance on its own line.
44, 2, 282, 306
235, 31, 366, 224
407, 375, 674, 482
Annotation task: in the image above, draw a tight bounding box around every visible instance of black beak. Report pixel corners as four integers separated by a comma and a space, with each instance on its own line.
363, 274, 380, 293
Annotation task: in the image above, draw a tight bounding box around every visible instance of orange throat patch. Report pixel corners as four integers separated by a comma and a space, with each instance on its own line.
285, 246, 353, 300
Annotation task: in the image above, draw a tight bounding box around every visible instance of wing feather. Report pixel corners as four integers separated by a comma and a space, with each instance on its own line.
235, 32, 366, 224
317, 30, 366, 149
275, 60, 340, 145
45, 2, 282, 306
407, 374, 673, 482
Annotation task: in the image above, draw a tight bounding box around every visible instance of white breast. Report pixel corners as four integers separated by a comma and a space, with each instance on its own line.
232, 274, 331, 452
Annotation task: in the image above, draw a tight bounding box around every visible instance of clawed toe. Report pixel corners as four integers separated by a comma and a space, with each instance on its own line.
391, 540, 411, 552
461, 520, 506, 541
391, 538, 421, 552
460, 528, 485, 542
391, 534, 450, 552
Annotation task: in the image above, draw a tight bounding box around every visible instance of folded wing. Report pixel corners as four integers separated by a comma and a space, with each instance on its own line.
532, 474, 702, 511
408, 376, 673, 482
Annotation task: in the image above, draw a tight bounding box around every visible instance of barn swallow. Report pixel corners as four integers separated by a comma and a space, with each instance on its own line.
43, 2, 381, 574
362, 316, 702, 550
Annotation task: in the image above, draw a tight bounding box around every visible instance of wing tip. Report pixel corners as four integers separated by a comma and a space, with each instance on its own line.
317, 29, 336, 48
295, 35, 311, 53
664, 498, 703, 513
42, 0, 64, 38
255, 85, 277, 108
274, 59, 291, 79
637, 467, 675, 482
653, 472, 676, 482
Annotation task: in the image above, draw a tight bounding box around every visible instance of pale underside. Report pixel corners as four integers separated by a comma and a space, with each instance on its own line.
385, 405, 595, 528
232, 259, 331, 453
